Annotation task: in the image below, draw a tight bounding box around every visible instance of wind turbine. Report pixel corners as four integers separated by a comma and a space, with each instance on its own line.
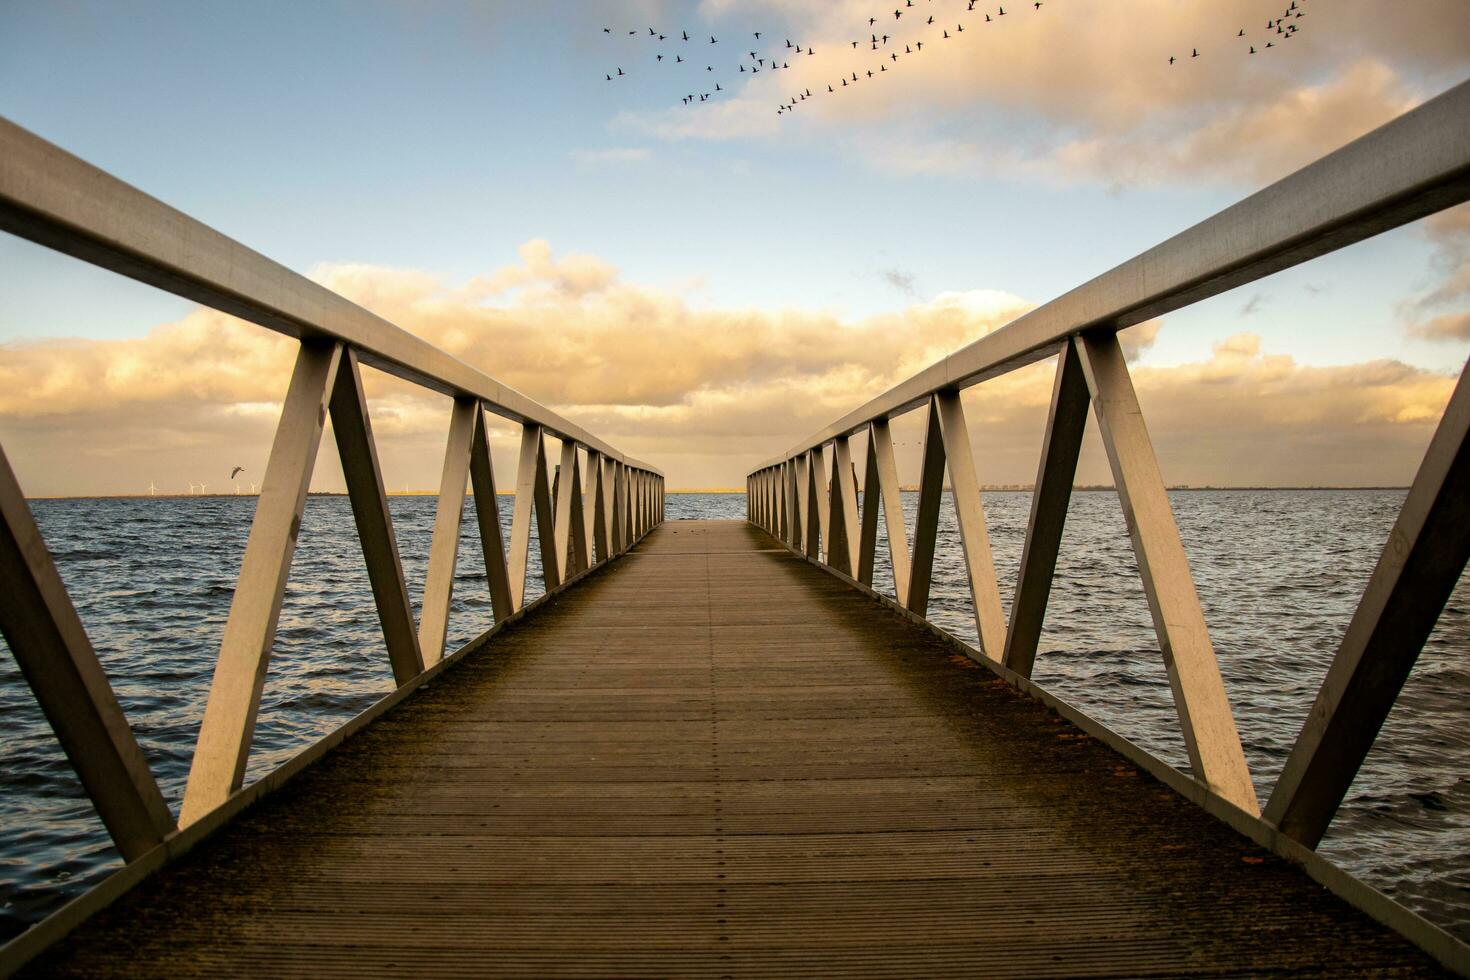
187, 482, 199, 495
249, 482, 259, 494
147, 481, 158, 497
198, 482, 209, 496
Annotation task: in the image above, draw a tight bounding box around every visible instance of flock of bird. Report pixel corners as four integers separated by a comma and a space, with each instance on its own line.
600, 0, 1313, 116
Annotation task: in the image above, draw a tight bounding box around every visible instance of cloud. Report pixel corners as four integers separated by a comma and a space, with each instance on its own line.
620, 0, 1468, 187
0, 242, 1458, 494
1406, 204, 1470, 341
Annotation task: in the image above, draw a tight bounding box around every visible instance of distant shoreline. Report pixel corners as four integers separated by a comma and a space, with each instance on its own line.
24, 486, 1413, 501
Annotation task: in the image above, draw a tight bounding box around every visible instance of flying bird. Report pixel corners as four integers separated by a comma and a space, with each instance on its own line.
230, 466, 245, 480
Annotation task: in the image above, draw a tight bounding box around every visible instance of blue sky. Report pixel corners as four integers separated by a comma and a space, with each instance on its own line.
1, 0, 1468, 491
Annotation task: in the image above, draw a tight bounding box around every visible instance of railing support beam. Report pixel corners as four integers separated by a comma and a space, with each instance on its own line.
182, 340, 343, 826
1075, 332, 1259, 815
468, 406, 515, 623
830, 437, 861, 576
1004, 343, 1090, 678
0, 444, 176, 859
329, 349, 424, 685
934, 390, 1008, 660
1266, 355, 1470, 847
418, 397, 477, 667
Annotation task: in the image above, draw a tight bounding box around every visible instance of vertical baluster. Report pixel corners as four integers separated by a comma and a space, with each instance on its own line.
182, 340, 343, 826
907, 399, 946, 616
934, 390, 1008, 660
799, 452, 811, 552
582, 450, 602, 566
508, 423, 544, 609
552, 440, 578, 583
1005, 343, 1090, 677
803, 450, 823, 560
1266, 355, 1470, 847
418, 397, 477, 667
1075, 332, 1258, 815
0, 443, 176, 857
468, 407, 514, 623
328, 349, 423, 684
567, 450, 590, 575
862, 418, 911, 601
830, 436, 861, 575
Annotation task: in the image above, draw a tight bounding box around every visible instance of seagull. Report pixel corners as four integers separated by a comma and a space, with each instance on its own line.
230, 466, 245, 480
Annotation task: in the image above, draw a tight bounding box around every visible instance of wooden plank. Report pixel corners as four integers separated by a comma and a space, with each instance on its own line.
418, 398, 477, 667
468, 406, 515, 624
1074, 333, 1258, 816
907, 400, 947, 616
328, 349, 424, 686
830, 437, 861, 576
181, 340, 343, 826
933, 390, 1007, 661
1004, 344, 1090, 679
23, 520, 1453, 980
1266, 356, 1470, 848
0, 443, 176, 860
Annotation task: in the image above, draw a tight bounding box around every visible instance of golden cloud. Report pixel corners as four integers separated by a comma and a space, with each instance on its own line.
627, 0, 1469, 186
0, 241, 1458, 494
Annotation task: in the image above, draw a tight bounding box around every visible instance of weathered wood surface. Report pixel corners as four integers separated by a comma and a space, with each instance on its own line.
25, 521, 1444, 978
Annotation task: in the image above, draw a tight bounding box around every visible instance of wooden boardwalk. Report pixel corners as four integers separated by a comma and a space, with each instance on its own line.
24, 521, 1445, 978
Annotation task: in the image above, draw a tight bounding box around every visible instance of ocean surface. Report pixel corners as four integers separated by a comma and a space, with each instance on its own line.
1, 490, 1467, 943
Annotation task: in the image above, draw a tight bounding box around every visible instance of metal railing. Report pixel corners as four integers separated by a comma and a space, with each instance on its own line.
746, 79, 1470, 848
0, 116, 664, 858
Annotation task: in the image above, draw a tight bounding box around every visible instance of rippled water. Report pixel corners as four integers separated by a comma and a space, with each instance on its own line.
2, 491, 1467, 943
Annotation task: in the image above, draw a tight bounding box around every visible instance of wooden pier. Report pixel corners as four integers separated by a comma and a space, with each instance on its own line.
16, 522, 1447, 977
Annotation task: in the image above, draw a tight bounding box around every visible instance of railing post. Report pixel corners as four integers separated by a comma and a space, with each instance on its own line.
859, 418, 910, 601
1005, 343, 1090, 678
1075, 332, 1259, 815
328, 348, 424, 684
418, 396, 478, 667
182, 340, 343, 826
785, 459, 801, 549
804, 449, 825, 560
593, 454, 613, 562
933, 390, 1007, 659
552, 440, 579, 582
468, 406, 515, 622
1266, 355, 1470, 847
830, 436, 861, 576
508, 423, 551, 609
907, 398, 946, 616
582, 450, 601, 567
0, 443, 176, 859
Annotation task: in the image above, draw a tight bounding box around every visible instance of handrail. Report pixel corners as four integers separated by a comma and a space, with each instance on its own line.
0, 117, 658, 475
757, 79, 1470, 470
747, 79, 1470, 848
0, 116, 665, 862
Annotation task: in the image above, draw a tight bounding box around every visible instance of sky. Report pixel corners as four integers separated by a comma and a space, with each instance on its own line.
1, 0, 1468, 493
